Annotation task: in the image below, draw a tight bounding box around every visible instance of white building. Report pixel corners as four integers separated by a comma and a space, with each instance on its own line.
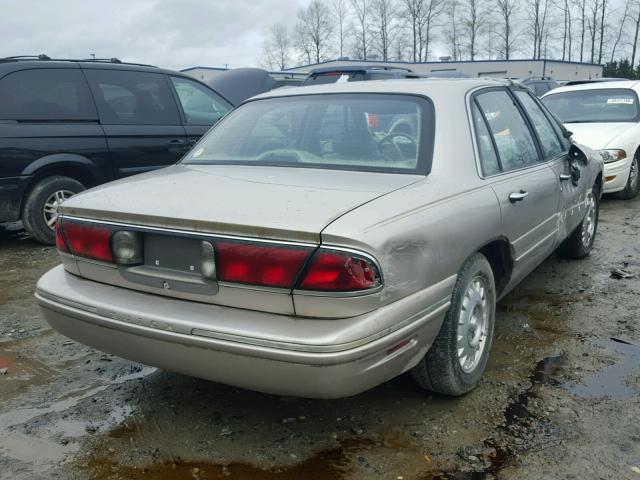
282, 59, 603, 81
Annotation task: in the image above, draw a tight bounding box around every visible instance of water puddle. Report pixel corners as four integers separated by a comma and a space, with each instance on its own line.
85, 438, 376, 480
569, 338, 640, 399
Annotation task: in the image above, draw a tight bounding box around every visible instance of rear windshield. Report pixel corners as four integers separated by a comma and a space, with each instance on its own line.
183, 93, 434, 175
302, 71, 366, 85
542, 88, 640, 123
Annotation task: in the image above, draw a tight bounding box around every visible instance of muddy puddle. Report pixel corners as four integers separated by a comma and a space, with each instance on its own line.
569, 338, 640, 399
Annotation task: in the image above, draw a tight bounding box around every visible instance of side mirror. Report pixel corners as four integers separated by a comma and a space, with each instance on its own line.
568, 144, 588, 165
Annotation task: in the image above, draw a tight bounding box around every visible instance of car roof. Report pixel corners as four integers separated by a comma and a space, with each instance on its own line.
251, 77, 514, 101
543, 80, 640, 96
308, 65, 413, 74
0, 58, 186, 77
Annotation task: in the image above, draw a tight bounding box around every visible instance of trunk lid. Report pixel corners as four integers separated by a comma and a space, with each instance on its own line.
61, 164, 422, 243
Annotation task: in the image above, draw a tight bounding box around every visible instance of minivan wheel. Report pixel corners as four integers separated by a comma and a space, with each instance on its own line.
615, 155, 639, 200
412, 253, 496, 396
22, 176, 85, 245
557, 185, 599, 259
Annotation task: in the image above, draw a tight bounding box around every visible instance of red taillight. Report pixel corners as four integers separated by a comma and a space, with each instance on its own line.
298, 250, 381, 292
60, 219, 113, 262
55, 220, 68, 252
216, 241, 311, 288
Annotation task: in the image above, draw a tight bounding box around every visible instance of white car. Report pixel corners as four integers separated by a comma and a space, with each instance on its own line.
542, 81, 639, 199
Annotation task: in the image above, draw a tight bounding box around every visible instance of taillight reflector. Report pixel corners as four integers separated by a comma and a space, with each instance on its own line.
61, 220, 113, 262
216, 241, 311, 288
55, 220, 68, 252
298, 250, 381, 291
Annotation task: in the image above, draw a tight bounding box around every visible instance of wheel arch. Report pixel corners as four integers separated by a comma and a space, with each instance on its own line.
476, 236, 515, 298
20, 154, 99, 214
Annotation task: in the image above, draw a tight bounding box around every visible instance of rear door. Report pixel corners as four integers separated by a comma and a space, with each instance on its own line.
472, 89, 560, 284
84, 68, 187, 178
168, 75, 232, 149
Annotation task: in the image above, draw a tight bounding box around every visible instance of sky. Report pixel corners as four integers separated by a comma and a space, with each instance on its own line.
0, 0, 312, 71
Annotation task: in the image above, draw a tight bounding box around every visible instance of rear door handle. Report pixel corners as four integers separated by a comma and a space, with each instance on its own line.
509, 190, 529, 203
168, 138, 185, 145
559, 173, 572, 181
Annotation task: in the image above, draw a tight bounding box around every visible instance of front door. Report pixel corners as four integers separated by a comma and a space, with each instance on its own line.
84, 68, 187, 178
473, 89, 560, 285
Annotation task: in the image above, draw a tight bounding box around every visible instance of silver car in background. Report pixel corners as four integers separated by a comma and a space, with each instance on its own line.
36, 79, 603, 399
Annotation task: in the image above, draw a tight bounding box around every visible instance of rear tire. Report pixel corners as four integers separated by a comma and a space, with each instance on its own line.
558, 184, 599, 259
22, 176, 85, 245
412, 253, 496, 396
614, 155, 639, 200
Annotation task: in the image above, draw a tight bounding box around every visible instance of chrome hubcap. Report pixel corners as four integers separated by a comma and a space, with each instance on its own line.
581, 192, 596, 247
629, 157, 639, 190
43, 190, 74, 230
457, 276, 489, 373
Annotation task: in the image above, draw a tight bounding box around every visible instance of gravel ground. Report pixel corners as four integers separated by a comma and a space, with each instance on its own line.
0, 195, 639, 480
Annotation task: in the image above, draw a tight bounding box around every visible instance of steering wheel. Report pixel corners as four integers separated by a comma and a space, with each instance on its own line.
379, 132, 417, 160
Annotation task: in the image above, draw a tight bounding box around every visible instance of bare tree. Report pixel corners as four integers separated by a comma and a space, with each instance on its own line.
371, 0, 400, 61
460, 0, 487, 60
420, 0, 446, 60
332, 0, 349, 58
610, 0, 630, 62
446, 0, 464, 60
529, 0, 551, 59
351, 0, 372, 59
574, 0, 587, 61
495, 0, 519, 59
403, 0, 424, 61
262, 23, 290, 71
294, 22, 313, 65
586, 0, 599, 62
632, 0, 640, 66
597, 0, 607, 63
296, 0, 334, 64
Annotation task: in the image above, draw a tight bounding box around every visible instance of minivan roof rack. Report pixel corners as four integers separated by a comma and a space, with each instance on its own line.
0, 55, 156, 68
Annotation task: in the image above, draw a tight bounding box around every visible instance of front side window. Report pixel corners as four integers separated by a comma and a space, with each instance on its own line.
542, 88, 640, 123
475, 90, 540, 172
170, 76, 231, 125
183, 93, 433, 174
84, 70, 180, 125
0, 69, 97, 120
515, 91, 564, 160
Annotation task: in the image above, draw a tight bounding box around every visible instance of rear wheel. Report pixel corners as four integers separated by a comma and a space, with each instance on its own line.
558, 184, 599, 259
412, 253, 496, 396
22, 176, 85, 245
614, 155, 639, 200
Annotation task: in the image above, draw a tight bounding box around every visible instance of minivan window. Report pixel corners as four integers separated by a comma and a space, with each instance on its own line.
475, 90, 540, 172
542, 88, 640, 123
0, 69, 97, 121
184, 93, 433, 174
84, 70, 180, 125
170, 76, 231, 125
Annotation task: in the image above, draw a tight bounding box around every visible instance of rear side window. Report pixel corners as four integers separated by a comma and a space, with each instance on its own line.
514, 91, 565, 160
170, 76, 231, 125
471, 103, 501, 176
84, 70, 180, 125
0, 69, 97, 121
475, 90, 540, 173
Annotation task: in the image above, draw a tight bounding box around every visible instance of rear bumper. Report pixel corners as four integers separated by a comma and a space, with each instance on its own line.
0, 176, 30, 222
603, 157, 632, 193
36, 266, 450, 398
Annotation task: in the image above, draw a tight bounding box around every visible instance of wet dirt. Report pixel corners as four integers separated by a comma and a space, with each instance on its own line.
1, 196, 639, 480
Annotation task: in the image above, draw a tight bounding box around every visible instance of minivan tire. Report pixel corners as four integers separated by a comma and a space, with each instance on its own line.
22, 176, 85, 245
412, 253, 496, 396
